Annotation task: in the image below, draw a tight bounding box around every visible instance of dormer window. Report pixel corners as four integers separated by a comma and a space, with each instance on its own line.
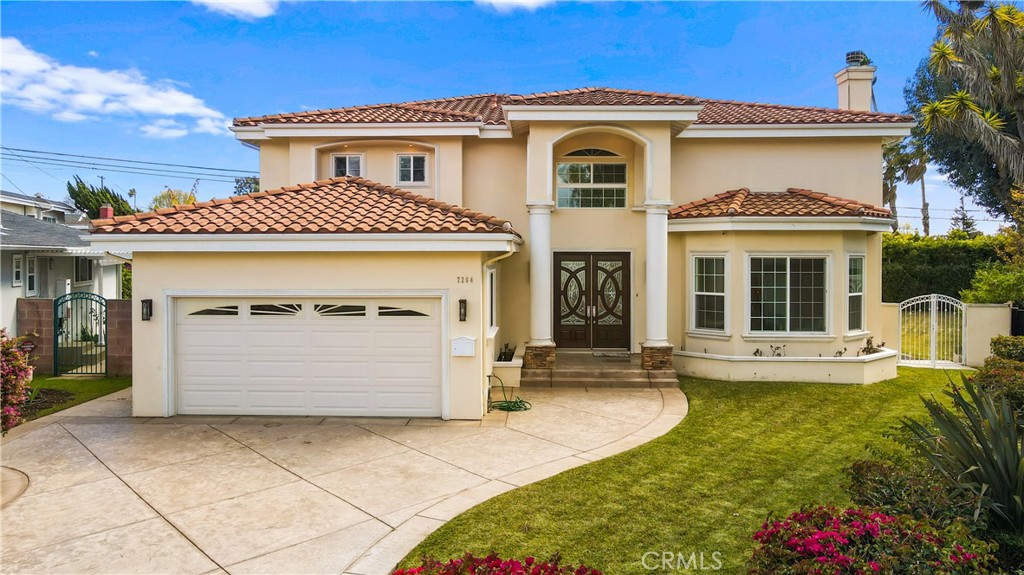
333, 154, 362, 177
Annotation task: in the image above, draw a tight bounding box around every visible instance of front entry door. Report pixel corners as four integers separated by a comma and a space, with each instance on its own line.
554, 252, 630, 349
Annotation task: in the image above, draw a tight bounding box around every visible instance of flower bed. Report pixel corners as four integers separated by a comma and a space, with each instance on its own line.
750, 506, 997, 574
394, 553, 601, 575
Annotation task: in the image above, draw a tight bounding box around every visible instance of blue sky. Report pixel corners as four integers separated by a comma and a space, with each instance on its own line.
0, 0, 1002, 233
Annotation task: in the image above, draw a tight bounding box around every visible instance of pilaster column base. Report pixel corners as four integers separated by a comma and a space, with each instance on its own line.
523, 344, 557, 369
641, 344, 674, 370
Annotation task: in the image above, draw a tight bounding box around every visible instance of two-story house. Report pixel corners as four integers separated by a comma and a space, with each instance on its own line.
91, 54, 913, 420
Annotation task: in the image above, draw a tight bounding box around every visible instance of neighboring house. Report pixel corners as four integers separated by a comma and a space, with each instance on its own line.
1, 189, 89, 227
1, 211, 123, 333
91, 55, 913, 420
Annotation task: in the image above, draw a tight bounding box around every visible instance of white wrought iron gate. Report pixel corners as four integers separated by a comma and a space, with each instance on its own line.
897, 294, 966, 367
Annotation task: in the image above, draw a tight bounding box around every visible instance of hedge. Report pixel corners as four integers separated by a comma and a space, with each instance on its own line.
882, 233, 1004, 303
991, 335, 1024, 362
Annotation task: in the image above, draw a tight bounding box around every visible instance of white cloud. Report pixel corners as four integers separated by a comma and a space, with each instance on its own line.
190, 0, 280, 19
140, 119, 189, 139
0, 37, 229, 139
87, 50, 99, 58
475, 0, 555, 13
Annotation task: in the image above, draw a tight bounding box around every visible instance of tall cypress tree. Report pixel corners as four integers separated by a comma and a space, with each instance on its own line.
66, 175, 134, 218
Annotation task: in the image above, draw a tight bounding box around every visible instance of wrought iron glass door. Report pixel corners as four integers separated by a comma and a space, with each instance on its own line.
554, 252, 630, 349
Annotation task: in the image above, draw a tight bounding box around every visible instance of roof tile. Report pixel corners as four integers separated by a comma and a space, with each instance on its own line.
668, 188, 892, 220
91, 177, 519, 236
232, 87, 912, 128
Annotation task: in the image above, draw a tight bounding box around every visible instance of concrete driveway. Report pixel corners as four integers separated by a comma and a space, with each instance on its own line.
1, 386, 687, 575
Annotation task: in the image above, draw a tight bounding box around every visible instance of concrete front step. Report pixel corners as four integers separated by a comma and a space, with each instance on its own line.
521, 368, 679, 389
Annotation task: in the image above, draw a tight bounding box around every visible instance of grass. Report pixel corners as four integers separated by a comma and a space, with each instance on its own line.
399, 368, 958, 575
23, 375, 132, 420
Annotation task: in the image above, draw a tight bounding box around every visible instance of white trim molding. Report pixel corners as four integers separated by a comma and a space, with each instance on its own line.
677, 122, 915, 139
89, 233, 523, 253
668, 216, 893, 233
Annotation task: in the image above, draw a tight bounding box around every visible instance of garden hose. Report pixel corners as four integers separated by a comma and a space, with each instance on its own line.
487, 374, 531, 412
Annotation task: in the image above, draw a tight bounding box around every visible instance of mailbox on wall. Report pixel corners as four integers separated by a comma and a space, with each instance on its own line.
451, 336, 476, 357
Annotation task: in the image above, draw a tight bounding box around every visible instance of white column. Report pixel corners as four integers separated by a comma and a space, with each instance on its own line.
644, 206, 670, 347
528, 204, 554, 346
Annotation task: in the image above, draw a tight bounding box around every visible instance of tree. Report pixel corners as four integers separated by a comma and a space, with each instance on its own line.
882, 138, 930, 234
234, 176, 259, 196
950, 194, 981, 238
906, 60, 1019, 219
921, 2, 1024, 209
66, 175, 134, 219
149, 188, 196, 210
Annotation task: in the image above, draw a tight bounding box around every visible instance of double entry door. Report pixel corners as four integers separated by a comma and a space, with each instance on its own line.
554, 252, 630, 349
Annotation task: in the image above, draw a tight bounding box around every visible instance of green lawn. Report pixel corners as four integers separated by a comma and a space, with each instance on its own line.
24, 375, 132, 420
400, 368, 957, 575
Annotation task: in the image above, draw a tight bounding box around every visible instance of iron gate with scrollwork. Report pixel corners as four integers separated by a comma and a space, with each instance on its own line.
54, 292, 107, 375
897, 294, 966, 368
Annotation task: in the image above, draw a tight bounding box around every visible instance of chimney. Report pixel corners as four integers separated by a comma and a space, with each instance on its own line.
98, 204, 114, 219
834, 50, 876, 112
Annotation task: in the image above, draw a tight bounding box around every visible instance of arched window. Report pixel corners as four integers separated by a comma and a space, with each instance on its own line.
564, 148, 618, 157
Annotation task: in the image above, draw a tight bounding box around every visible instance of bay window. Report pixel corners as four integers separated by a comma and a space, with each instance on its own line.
848, 255, 865, 332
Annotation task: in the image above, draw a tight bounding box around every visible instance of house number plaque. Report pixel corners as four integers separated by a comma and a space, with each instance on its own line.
456, 276, 473, 283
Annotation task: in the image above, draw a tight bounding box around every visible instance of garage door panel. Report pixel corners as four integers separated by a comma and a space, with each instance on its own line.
177, 297, 443, 417
179, 390, 246, 410
177, 327, 244, 353
248, 329, 307, 350
247, 391, 309, 409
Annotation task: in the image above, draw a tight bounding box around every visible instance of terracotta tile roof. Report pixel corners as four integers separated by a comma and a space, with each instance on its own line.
232, 87, 912, 127
505, 87, 701, 106
668, 188, 892, 220
90, 178, 518, 235
695, 99, 912, 125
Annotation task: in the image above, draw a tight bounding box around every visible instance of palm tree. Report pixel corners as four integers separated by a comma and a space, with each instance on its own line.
904, 141, 930, 235
883, 138, 931, 234
922, 1, 1024, 188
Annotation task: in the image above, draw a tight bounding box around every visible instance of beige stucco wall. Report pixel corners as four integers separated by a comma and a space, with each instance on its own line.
673, 138, 885, 206
130, 251, 493, 419
965, 303, 1012, 367
258, 137, 465, 206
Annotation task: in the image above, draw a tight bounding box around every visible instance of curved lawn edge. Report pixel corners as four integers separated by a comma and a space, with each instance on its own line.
396, 369, 960, 575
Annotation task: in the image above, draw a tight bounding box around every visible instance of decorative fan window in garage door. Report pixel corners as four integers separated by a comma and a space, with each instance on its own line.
250, 303, 303, 317
314, 304, 367, 317
188, 305, 239, 316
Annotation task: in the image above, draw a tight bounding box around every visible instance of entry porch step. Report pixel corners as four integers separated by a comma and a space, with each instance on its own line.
521, 368, 678, 389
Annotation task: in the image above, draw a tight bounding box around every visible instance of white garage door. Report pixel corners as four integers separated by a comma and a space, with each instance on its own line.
175, 297, 442, 417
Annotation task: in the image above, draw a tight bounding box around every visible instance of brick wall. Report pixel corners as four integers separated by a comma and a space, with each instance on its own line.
16, 299, 54, 375
106, 300, 132, 375
15, 298, 132, 376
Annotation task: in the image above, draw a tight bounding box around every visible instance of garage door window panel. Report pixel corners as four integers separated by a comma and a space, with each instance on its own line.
314, 303, 367, 317
250, 303, 303, 317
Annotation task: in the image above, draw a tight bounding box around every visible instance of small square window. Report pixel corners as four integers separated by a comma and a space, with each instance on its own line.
334, 155, 362, 177
398, 154, 427, 184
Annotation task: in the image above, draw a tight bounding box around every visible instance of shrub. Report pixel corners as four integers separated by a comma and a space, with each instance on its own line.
992, 335, 1024, 362
749, 506, 998, 574
1, 330, 33, 434
846, 458, 983, 529
904, 378, 1024, 532
393, 553, 601, 575
961, 262, 1024, 305
883, 232, 1004, 303
974, 357, 1024, 415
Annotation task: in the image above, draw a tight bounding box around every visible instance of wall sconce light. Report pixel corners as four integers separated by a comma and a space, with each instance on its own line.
459, 299, 467, 322
141, 299, 153, 321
